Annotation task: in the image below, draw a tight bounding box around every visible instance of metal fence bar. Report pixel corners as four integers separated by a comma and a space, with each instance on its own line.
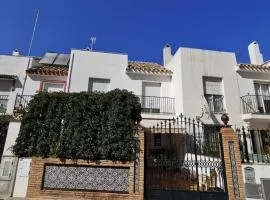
237, 127, 270, 164
146, 113, 225, 193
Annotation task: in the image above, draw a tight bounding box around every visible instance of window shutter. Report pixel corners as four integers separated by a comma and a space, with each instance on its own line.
204, 77, 222, 95
89, 78, 110, 92
43, 83, 64, 92
142, 82, 161, 97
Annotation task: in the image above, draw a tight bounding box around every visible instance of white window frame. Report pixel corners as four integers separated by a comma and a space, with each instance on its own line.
88, 77, 110, 92
203, 77, 224, 113
42, 82, 65, 92
141, 81, 162, 113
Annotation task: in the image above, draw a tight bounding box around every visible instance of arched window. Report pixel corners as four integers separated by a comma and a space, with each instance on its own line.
244, 167, 255, 184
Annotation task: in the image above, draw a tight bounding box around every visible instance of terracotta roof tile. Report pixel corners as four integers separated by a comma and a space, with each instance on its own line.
26, 65, 68, 76
127, 61, 172, 75
237, 63, 270, 73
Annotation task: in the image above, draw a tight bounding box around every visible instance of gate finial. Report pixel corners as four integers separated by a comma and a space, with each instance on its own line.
221, 113, 229, 127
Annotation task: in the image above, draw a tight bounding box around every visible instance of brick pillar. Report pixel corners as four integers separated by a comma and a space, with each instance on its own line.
220, 127, 245, 200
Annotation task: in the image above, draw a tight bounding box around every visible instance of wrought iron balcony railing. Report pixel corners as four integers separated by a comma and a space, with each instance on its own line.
138, 96, 175, 114
14, 95, 33, 112
241, 95, 270, 114
12, 94, 175, 114
0, 95, 9, 114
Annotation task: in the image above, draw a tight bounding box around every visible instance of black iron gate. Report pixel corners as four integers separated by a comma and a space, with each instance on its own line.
145, 114, 227, 200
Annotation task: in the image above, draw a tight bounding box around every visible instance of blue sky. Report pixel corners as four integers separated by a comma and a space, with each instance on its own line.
0, 0, 269, 64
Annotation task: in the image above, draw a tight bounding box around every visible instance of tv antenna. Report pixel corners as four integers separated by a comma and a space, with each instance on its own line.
28, 9, 40, 56
90, 37, 96, 51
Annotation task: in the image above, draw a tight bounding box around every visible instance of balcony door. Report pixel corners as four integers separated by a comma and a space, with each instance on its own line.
142, 82, 161, 113
203, 77, 224, 113
254, 83, 270, 113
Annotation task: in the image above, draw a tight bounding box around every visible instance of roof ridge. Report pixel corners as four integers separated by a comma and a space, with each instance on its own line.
128, 60, 162, 65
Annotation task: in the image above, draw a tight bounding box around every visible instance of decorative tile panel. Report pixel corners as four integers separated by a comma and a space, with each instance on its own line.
43, 164, 130, 192
228, 142, 240, 197
134, 140, 140, 192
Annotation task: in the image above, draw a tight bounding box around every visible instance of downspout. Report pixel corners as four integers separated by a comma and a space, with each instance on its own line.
67, 53, 75, 92
20, 58, 31, 96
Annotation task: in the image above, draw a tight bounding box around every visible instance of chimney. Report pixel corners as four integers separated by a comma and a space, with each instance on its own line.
12, 49, 20, 56
248, 41, 264, 65
163, 44, 172, 66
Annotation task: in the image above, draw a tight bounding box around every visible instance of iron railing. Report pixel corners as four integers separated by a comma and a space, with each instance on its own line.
14, 95, 33, 112
138, 96, 175, 114
237, 127, 270, 164
0, 95, 9, 114
204, 94, 224, 113
241, 95, 270, 114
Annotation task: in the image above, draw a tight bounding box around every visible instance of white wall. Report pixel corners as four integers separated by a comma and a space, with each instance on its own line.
166, 49, 183, 115
68, 50, 171, 98
3, 122, 21, 156
242, 164, 270, 200
13, 158, 31, 198
168, 47, 244, 127
0, 55, 31, 95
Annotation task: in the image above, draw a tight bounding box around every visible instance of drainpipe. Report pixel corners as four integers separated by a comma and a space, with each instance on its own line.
67, 53, 75, 93
20, 57, 31, 96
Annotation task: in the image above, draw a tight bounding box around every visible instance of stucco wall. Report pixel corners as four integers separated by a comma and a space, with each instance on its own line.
67, 50, 171, 98
167, 47, 245, 127
3, 122, 21, 156
166, 49, 183, 115
0, 55, 31, 95
242, 164, 270, 200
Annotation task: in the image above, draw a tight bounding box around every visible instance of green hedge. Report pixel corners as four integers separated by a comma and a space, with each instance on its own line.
13, 89, 141, 160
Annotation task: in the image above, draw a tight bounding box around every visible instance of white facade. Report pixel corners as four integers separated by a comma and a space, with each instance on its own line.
166, 47, 244, 127
1, 42, 270, 199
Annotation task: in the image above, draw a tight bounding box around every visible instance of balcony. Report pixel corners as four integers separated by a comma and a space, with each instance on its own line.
241, 95, 270, 121
0, 95, 9, 114
13, 95, 33, 112
138, 96, 175, 114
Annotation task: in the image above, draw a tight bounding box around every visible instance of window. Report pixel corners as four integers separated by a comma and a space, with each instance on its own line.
154, 133, 161, 147
254, 83, 270, 113
0, 96, 8, 113
244, 167, 255, 184
2, 161, 12, 177
41, 82, 65, 92
88, 78, 110, 92
142, 82, 161, 113
203, 77, 224, 113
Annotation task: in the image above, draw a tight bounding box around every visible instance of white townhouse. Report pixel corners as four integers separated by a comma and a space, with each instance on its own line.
162, 41, 270, 200
235, 42, 270, 200
0, 48, 175, 198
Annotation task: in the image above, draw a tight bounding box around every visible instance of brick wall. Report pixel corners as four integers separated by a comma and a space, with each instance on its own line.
220, 128, 245, 200
26, 129, 144, 200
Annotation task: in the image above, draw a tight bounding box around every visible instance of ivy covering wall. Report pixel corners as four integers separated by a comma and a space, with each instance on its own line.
13, 89, 141, 160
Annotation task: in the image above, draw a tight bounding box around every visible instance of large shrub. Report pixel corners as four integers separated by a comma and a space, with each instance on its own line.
13, 89, 141, 160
